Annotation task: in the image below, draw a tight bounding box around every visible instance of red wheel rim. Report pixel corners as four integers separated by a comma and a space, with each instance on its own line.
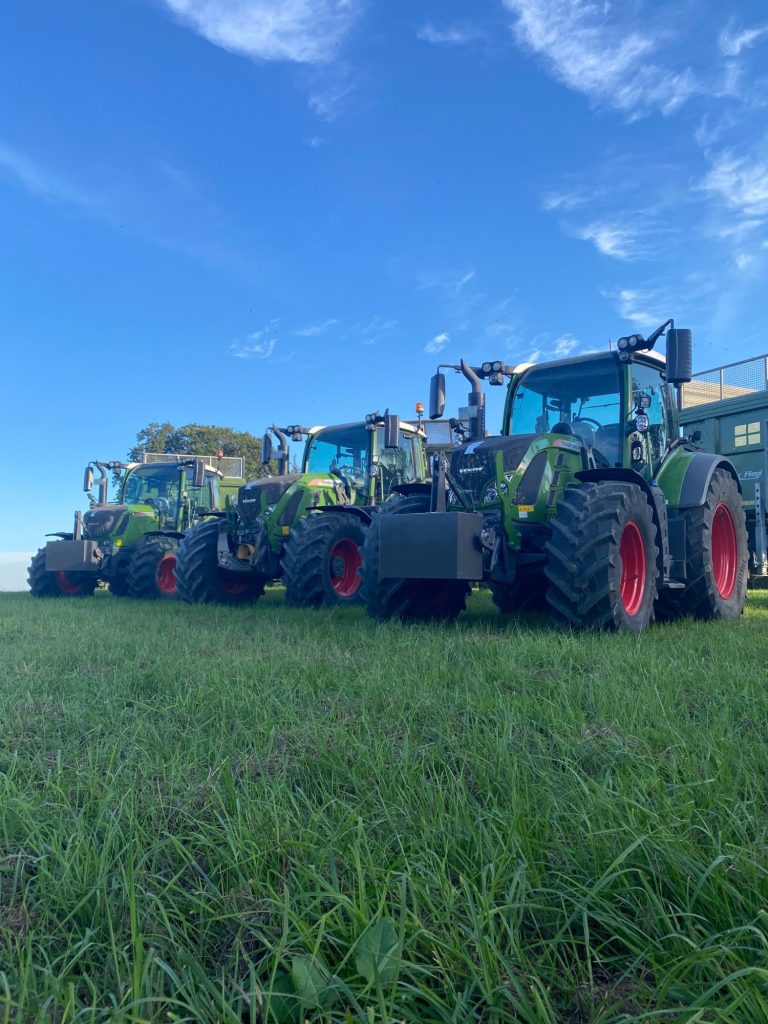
329, 538, 362, 597
55, 571, 85, 595
219, 574, 248, 595
155, 554, 177, 594
711, 502, 737, 599
619, 521, 646, 616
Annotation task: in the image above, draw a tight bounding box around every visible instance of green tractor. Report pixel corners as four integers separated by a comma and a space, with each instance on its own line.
361, 322, 750, 632
28, 455, 243, 599
174, 413, 429, 607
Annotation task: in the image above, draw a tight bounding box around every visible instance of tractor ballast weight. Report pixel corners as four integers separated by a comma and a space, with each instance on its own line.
174, 413, 428, 607
28, 455, 243, 599
361, 323, 749, 632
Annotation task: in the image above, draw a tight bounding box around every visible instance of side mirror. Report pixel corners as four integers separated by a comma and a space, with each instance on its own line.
194, 459, 206, 488
83, 466, 94, 492
666, 328, 692, 384
384, 413, 400, 449
429, 372, 446, 420
262, 432, 273, 465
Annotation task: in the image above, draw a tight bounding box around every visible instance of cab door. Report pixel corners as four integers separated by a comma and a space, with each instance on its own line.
630, 361, 674, 477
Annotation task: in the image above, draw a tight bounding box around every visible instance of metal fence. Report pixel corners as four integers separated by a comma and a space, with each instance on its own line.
681, 354, 768, 409
141, 452, 245, 477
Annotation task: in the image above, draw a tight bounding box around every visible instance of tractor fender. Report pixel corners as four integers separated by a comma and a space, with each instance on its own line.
307, 505, 375, 526
676, 453, 741, 508
574, 467, 667, 579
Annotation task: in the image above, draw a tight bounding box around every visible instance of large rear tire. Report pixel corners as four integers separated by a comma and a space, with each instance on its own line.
175, 519, 267, 605
545, 481, 659, 633
283, 513, 367, 608
360, 495, 471, 622
656, 468, 748, 621
126, 535, 179, 599
27, 548, 97, 598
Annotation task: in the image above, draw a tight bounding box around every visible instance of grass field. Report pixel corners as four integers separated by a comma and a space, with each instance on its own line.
1, 588, 768, 1023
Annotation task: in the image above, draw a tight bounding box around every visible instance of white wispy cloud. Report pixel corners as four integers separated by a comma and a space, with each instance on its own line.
295, 318, 338, 336
735, 252, 753, 271
553, 334, 578, 356
425, 331, 450, 354
700, 151, 768, 217
417, 22, 480, 47
160, 0, 362, 64
579, 222, 636, 260
614, 288, 659, 330
230, 325, 278, 359
503, 0, 698, 118
719, 20, 768, 57
0, 142, 103, 212
307, 68, 356, 120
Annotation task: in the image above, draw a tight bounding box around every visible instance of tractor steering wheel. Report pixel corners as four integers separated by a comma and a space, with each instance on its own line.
574, 416, 602, 429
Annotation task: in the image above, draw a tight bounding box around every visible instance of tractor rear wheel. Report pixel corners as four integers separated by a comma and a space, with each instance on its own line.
657, 468, 748, 621
126, 535, 180, 599
175, 519, 267, 605
283, 512, 366, 607
27, 548, 97, 598
545, 481, 658, 633
360, 495, 470, 622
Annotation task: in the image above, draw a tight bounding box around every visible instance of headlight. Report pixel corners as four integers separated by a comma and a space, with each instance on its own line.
482, 361, 492, 374
618, 337, 629, 350
492, 360, 503, 372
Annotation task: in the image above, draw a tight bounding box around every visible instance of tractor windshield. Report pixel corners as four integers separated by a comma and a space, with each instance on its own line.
122, 464, 182, 512
508, 357, 624, 467
305, 425, 371, 497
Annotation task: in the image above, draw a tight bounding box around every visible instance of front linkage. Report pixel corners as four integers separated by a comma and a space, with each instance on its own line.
361, 322, 749, 633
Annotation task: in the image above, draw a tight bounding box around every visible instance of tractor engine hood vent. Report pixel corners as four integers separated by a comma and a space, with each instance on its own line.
83, 506, 129, 538
237, 475, 301, 526
450, 435, 536, 503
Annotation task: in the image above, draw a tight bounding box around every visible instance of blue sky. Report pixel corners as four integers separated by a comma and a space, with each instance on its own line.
1, 0, 768, 575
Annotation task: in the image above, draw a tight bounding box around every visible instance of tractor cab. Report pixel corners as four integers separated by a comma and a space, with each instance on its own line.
503, 349, 680, 478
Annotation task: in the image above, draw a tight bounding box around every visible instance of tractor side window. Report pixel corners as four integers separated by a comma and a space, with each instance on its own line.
186, 476, 217, 513
631, 362, 669, 471
376, 429, 419, 492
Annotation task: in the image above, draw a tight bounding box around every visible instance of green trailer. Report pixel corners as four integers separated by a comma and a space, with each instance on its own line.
28, 454, 244, 599
680, 354, 768, 578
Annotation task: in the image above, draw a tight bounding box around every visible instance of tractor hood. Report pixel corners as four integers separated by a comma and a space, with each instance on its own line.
83, 504, 156, 539
237, 475, 301, 526
450, 435, 537, 506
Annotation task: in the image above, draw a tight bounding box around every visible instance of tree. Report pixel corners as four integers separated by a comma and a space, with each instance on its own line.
127, 421, 270, 480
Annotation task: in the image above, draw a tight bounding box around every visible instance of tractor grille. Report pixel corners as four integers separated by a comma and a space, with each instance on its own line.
83, 506, 127, 539
450, 435, 534, 505
237, 476, 300, 527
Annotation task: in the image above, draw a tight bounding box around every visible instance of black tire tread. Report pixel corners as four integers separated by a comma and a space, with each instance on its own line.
282, 512, 367, 608
175, 519, 267, 605
544, 481, 659, 632
126, 535, 179, 599
27, 547, 97, 598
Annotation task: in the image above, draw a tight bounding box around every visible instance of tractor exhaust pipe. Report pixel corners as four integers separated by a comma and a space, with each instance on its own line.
459, 359, 486, 440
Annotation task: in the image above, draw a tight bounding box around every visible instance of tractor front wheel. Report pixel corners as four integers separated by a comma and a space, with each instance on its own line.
282, 512, 367, 607
175, 519, 267, 605
27, 548, 97, 598
126, 535, 180, 599
657, 468, 748, 621
360, 495, 470, 622
545, 481, 659, 633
